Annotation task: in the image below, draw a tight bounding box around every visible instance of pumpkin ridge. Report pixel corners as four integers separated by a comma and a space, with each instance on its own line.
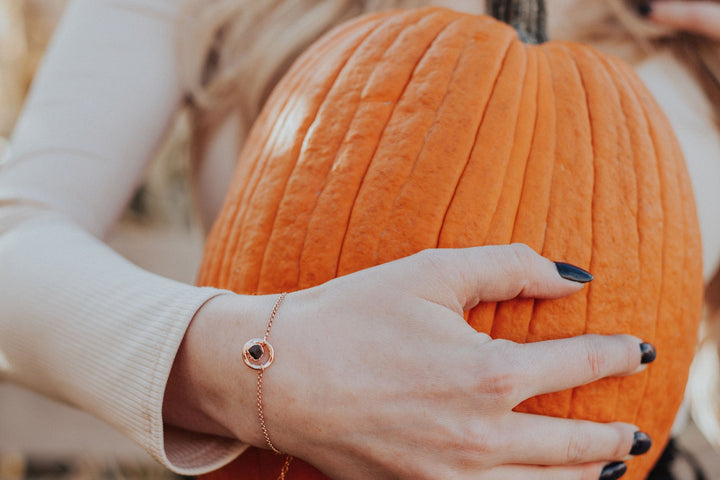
432, 18, 516, 249
204, 14, 383, 290
489, 45, 539, 341
419, 21, 517, 335
482, 40, 531, 340
231, 16, 385, 293
521, 43, 593, 419
258, 10, 431, 292
299, 9, 460, 287
218, 13, 390, 289
562, 41, 599, 422
568, 43, 644, 424
378, 15, 500, 264
484, 45, 537, 245
602, 51, 642, 429
359, 13, 470, 267
458, 37, 533, 336
437, 36, 518, 253
634, 102, 675, 479
198, 21, 348, 287
336, 12, 466, 273
595, 52, 652, 432
568, 42, 628, 423
619, 63, 666, 474
516, 46, 555, 345
620, 60, 693, 476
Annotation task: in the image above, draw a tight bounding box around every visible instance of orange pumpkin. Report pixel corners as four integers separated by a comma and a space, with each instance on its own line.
198, 6, 703, 480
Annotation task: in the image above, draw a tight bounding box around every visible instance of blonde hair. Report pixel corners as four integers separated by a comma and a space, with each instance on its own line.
176, 0, 482, 170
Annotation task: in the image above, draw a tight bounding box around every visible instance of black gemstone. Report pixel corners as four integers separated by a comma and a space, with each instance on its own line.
249, 344, 264, 360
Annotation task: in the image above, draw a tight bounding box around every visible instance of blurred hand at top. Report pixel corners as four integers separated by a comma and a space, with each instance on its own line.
643, 1, 720, 40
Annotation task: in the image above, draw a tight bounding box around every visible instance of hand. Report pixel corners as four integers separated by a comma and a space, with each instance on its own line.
644, 1, 720, 40
166, 244, 651, 480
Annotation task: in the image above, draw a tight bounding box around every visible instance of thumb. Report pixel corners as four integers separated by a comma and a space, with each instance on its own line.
402, 243, 592, 312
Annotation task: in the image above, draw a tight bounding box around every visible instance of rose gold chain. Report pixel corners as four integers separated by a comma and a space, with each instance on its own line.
278, 455, 293, 479
252, 292, 292, 479
263, 292, 286, 340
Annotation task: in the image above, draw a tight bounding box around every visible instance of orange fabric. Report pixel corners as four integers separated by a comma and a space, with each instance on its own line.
198, 8, 703, 480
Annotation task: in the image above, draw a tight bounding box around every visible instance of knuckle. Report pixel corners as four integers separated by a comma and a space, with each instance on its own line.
482, 371, 518, 400
565, 430, 592, 464
509, 243, 536, 263
505, 243, 537, 295
476, 371, 520, 406
455, 421, 502, 459
582, 335, 610, 379
507, 243, 535, 276
476, 340, 523, 404
413, 248, 451, 283
414, 248, 444, 270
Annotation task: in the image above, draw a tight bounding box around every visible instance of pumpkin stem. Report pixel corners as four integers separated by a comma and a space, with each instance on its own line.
486, 0, 548, 44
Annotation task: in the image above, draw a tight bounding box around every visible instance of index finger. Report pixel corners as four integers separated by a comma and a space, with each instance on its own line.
396, 244, 591, 313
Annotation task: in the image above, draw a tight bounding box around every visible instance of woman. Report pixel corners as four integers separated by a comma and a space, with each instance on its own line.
1, 1, 713, 479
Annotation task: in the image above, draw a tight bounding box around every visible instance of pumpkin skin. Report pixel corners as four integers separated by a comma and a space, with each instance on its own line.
197, 7, 703, 480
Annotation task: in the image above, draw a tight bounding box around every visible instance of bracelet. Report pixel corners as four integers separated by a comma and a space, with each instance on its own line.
242, 293, 293, 478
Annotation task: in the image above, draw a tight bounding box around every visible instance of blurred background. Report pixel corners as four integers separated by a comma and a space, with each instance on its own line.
1, 1, 719, 479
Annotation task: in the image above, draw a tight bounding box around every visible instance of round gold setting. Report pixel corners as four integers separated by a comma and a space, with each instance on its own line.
242, 338, 275, 370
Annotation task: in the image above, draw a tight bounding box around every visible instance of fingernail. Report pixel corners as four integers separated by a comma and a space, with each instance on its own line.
640, 343, 657, 364
600, 461, 627, 480
637, 1, 653, 17
630, 431, 652, 455
555, 262, 593, 283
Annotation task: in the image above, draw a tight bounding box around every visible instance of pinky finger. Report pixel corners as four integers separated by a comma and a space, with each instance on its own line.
479, 461, 627, 480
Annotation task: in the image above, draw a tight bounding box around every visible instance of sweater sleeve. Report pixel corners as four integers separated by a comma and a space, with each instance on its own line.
0, 0, 248, 474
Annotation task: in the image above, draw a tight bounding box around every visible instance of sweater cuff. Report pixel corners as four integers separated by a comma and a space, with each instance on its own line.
132, 285, 249, 475
0, 212, 246, 474
143, 288, 249, 475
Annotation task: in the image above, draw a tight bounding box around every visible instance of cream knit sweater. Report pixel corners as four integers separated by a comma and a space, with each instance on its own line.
0, 0, 247, 475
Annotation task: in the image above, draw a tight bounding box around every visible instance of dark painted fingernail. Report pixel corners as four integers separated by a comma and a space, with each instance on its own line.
600, 461, 627, 480
637, 1, 653, 17
555, 262, 593, 283
630, 431, 652, 455
640, 343, 657, 364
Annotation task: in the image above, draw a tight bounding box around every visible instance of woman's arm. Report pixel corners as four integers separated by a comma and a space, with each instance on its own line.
0, 0, 247, 474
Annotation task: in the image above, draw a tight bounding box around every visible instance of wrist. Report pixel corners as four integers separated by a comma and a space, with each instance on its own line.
163, 292, 275, 447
